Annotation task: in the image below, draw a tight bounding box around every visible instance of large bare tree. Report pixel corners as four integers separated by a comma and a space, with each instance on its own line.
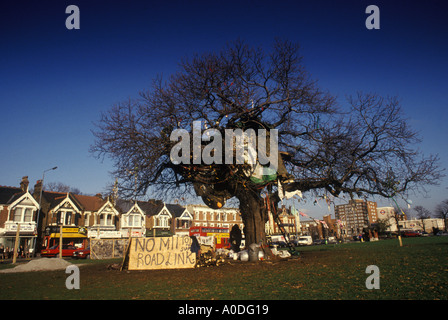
91, 40, 443, 246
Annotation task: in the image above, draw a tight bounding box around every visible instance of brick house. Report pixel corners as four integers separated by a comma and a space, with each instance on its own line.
0, 177, 40, 254
115, 199, 146, 238
186, 204, 243, 233
32, 179, 120, 240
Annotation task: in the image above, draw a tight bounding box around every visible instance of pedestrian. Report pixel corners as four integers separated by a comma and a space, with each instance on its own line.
190, 236, 201, 259
229, 224, 242, 252
0, 244, 4, 261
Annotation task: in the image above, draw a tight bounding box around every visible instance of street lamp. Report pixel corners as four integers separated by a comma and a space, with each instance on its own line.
33, 166, 58, 257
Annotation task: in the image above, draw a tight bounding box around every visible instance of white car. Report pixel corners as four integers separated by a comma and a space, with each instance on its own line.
297, 236, 313, 246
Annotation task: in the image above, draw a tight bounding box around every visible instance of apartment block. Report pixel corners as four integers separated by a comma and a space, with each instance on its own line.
334, 199, 377, 237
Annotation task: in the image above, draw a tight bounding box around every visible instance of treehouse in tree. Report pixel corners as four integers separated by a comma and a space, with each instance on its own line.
91, 40, 442, 246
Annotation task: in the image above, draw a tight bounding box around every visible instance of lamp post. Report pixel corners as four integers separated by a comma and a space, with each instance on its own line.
33, 166, 58, 257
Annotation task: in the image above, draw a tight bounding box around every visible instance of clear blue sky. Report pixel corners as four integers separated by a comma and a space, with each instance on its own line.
1, 0, 447, 218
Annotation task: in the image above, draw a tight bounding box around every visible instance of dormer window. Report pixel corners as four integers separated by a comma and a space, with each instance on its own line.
127, 213, 142, 227
13, 207, 34, 223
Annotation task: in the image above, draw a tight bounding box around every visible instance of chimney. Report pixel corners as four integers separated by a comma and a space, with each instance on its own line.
20, 176, 30, 192
34, 180, 43, 197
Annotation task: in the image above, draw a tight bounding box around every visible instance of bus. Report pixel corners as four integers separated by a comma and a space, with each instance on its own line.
41, 226, 88, 257
189, 226, 230, 249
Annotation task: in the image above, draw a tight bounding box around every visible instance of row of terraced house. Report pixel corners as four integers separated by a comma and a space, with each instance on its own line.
0, 177, 243, 255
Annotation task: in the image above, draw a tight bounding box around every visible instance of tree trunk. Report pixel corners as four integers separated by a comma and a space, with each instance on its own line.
236, 188, 268, 247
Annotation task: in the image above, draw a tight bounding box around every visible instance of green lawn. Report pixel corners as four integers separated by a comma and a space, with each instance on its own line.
1, 236, 447, 300
292, 236, 448, 300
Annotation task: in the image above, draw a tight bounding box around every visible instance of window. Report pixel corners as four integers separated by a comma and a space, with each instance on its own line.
11, 207, 35, 223
155, 215, 169, 228
65, 211, 72, 225
13, 208, 22, 222
83, 213, 89, 226
128, 214, 141, 227
100, 214, 107, 226
24, 208, 33, 222
179, 219, 190, 229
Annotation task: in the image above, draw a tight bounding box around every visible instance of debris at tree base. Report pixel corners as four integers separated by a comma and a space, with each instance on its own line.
194, 244, 298, 268
195, 251, 226, 268
107, 263, 121, 270
270, 245, 295, 258
272, 249, 291, 259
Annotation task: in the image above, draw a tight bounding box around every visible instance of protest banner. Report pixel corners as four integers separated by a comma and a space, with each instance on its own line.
128, 236, 196, 270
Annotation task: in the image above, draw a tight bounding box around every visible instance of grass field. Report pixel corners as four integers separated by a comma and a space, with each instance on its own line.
1, 236, 447, 300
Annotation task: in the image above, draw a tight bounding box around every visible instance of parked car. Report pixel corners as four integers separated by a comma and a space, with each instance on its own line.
269, 235, 288, 248
402, 230, 421, 237
72, 246, 90, 259
327, 236, 337, 244
271, 240, 288, 248
41, 244, 79, 257
297, 236, 313, 246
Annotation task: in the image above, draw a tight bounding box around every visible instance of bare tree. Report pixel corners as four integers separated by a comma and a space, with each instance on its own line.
414, 205, 432, 232
91, 39, 443, 246
435, 200, 448, 231
45, 182, 82, 195
414, 205, 432, 219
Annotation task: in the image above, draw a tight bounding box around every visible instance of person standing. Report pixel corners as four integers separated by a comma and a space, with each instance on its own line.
229, 224, 242, 252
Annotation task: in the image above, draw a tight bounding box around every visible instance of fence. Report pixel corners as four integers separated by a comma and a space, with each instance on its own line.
90, 238, 129, 260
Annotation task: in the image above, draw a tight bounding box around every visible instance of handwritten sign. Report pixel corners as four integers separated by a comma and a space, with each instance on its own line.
128, 236, 196, 270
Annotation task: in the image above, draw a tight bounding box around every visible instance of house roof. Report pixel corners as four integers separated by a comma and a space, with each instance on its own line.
115, 199, 187, 218
0, 186, 23, 204
41, 191, 71, 208
166, 203, 188, 218
39, 191, 106, 212
71, 194, 106, 211
137, 199, 164, 216
115, 199, 135, 213
47, 192, 87, 213
0, 186, 41, 209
